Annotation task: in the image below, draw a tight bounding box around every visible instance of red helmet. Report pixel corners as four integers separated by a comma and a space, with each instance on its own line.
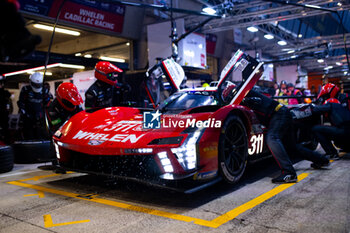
56, 82, 83, 111
324, 98, 340, 105
317, 83, 340, 100
95, 61, 123, 86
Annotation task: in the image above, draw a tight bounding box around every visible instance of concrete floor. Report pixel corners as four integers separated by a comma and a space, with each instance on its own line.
1, 152, 350, 233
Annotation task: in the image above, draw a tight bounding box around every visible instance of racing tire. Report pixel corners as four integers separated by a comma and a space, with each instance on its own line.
0, 146, 14, 173
218, 115, 248, 184
12, 140, 52, 164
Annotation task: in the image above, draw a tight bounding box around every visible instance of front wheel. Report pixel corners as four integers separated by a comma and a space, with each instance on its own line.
219, 115, 248, 184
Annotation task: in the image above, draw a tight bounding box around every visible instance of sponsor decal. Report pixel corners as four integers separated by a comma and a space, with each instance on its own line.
194, 171, 218, 180
72, 130, 144, 144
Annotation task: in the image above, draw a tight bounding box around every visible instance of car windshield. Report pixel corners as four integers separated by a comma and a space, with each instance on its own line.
158, 91, 219, 113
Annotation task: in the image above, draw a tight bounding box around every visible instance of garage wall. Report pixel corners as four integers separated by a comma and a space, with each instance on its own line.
275, 65, 298, 84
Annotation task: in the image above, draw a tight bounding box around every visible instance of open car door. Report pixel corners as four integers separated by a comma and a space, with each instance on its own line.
145, 58, 185, 108
217, 50, 264, 105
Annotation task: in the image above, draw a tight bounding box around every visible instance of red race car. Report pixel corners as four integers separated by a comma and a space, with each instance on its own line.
52, 51, 287, 192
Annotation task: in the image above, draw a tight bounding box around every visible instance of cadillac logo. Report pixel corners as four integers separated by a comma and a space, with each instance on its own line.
88, 140, 105, 146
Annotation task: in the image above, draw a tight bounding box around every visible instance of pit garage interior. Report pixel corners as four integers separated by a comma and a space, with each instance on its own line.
1, 0, 350, 232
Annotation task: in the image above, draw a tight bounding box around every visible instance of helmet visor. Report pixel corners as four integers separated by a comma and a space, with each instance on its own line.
31, 81, 43, 89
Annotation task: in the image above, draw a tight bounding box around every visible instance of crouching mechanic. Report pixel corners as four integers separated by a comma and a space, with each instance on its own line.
242, 89, 329, 183
310, 98, 350, 159
46, 82, 83, 134
85, 61, 128, 109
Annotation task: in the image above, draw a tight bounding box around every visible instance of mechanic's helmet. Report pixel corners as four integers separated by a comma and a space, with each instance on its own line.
29, 72, 43, 93
287, 83, 294, 88
324, 98, 340, 105
280, 80, 287, 86
95, 61, 123, 86
56, 82, 83, 111
317, 83, 340, 102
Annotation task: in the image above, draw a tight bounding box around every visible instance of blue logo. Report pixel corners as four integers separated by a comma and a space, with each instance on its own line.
143, 110, 161, 129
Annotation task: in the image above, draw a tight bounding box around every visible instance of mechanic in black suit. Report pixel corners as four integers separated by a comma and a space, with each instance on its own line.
242, 89, 329, 183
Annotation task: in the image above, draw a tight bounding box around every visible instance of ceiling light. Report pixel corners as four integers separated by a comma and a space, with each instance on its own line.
298, 34, 303, 38
3, 63, 85, 77
324, 66, 333, 70
317, 59, 324, 63
336, 62, 342, 66
337, 2, 342, 6
264, 34, 274, 39
344, 71, 348, 75
75, 53, 82, 56
126, 42, 130, 46
278, 40, 287, 46
33, 24, 80, 36
59, 64, 85, 69
291, 55, 297, 59
84, 54, 92, 58
287, 50, 295, 54
268, 64, 274, 68
27, 71, 52, 76
202, 7, 216, 15
305, 4, 321, 9
247, 26, 258, 32
100, 56, 126, 63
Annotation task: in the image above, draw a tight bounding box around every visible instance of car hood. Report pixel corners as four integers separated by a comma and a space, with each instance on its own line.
55, 106, 214, 155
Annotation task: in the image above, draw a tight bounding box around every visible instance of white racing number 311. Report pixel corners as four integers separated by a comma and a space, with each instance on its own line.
248, 134, 264, 155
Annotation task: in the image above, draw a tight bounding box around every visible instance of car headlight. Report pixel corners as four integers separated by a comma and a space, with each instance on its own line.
171, 130, 202, 171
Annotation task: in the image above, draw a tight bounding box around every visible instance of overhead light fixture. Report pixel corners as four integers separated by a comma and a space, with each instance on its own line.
298, 34, 303, 38
33, 24, 80, 36
324, 66, 333, 70
317, 59, 324, 63
264, 34, 274, 39
336, 62, 342, 66
27, 71, 52, 76
3, 63, 85, 77
268, 64, 274, 68
202, 7, 216, 15
291, 55, 297, 59
287, 50, 295, 54
84, 54, 92, 58
126, 42, 130, 46
278, 40, 287, 46
345, 71, 348, 75
337, 2, 342, 6
247, 26, 258, 32
100, 56, 126, 63
75, 53, 82, 57
305, 4, 321, 9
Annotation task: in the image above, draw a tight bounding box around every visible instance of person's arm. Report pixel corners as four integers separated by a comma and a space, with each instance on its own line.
311, 103, 331, 115
84, 89, 95, 109
17, 87, 26, 115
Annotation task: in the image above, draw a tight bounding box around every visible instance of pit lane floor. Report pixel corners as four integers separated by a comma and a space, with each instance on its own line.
1, 150, 350, 233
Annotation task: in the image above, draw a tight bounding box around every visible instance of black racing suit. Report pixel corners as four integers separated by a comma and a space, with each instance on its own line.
311, 103, 350, 154
0, 87, 11, 143
17, 85, 52, 140
85, 80, 128, 109
242, 90, 328, 174
46, 99, 83, 135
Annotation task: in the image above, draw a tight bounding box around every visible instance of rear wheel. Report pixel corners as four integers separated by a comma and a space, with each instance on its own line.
219, 115, 248, 184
